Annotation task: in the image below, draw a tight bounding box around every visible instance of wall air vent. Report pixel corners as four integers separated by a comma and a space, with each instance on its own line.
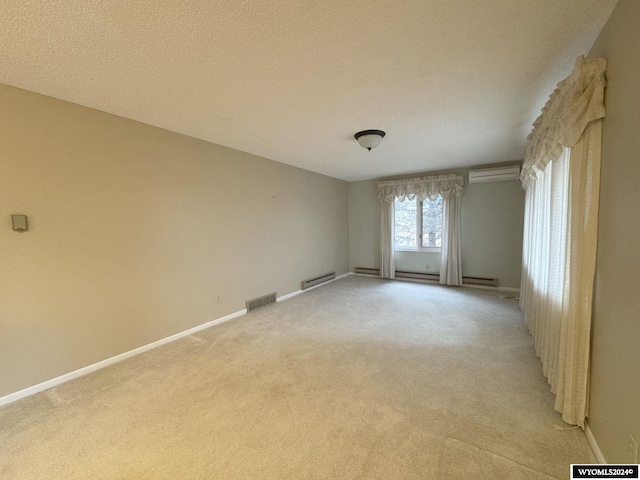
246, 292, 277, 312
469, 165, 520, 184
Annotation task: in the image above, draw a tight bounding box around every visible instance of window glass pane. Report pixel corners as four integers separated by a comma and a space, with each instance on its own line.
394, 198, 417, 247
421, 195, 443, 248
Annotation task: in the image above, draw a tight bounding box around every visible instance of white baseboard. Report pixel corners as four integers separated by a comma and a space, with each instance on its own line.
277, 290, 303, 302
353, 271, 520, 294
585, 421, 607, 464
396, 276, 520, 294
462, 284, 521, 294
0, 272, 353, 408
0, 308, 246, 407
393, 276, 438, 285
277, 272, 351, 301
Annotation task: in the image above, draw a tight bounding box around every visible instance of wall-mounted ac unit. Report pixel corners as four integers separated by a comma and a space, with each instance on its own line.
468, 165, 520, 184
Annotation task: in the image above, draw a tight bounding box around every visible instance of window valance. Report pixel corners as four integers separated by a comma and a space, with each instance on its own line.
521, 55, 607, 187
377, 174, 465, 203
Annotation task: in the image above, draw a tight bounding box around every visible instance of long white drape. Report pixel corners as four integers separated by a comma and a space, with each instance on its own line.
520, 56, 606, 427
440, 188, 463, 285
377, 174, 464, 283
380, 200, 395, 279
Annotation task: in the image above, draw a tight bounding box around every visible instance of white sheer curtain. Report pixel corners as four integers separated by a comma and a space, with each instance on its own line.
377, 174, 465, 283
520, 56, 606, 427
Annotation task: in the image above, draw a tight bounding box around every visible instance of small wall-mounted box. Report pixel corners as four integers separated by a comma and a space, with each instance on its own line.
12, 215, 28, 232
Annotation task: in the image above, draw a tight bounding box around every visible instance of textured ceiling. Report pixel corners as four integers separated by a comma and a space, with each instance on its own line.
0, 0, 618, 181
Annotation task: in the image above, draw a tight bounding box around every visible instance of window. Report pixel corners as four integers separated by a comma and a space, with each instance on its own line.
394, 196, 443, 251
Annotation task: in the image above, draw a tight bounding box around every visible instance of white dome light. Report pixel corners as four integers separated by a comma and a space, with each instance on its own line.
354, 130, 386, 151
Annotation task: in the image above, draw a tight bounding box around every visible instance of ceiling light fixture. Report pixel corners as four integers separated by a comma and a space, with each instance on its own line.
354, 130, 386, 151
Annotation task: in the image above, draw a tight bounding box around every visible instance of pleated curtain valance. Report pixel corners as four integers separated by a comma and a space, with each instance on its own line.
377, 174, 465, 203
520, 55, 607, 188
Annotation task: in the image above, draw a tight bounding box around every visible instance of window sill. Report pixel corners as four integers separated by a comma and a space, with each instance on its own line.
395, 247, 441, 253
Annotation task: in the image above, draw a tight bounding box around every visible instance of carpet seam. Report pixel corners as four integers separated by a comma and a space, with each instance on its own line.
445, 436, 559, 479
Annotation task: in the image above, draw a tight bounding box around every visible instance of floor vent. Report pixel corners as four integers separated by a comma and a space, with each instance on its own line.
354, 267, 498, 287
301, 272, 336, 290
246, 292, 277, 312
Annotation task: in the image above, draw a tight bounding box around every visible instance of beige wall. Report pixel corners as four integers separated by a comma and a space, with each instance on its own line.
348, 180, 381, 271
348, 166, 525, 289
588, 0, 640, 463
0, 84, 349, 398
462, 179, 525, 288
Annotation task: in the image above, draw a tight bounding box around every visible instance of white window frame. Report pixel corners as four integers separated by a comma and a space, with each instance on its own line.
394, 197, 442, 253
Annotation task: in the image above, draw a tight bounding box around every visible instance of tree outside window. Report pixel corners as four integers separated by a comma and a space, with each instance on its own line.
394, 196, 442, 250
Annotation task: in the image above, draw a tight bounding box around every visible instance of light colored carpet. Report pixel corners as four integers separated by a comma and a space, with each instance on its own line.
0, 276, 595, 479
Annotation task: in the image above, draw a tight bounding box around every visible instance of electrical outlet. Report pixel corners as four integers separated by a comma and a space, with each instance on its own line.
216, 295, 221, 304
630, 434, 639, 464
426, 264, 430, 270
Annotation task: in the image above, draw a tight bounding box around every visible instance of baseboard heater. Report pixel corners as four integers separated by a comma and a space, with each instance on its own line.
462, 276, 499, 287
354, 267, 498, 287
301, 272, 336, 290
396, 271, 439, 282
353, 267, 380, 276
